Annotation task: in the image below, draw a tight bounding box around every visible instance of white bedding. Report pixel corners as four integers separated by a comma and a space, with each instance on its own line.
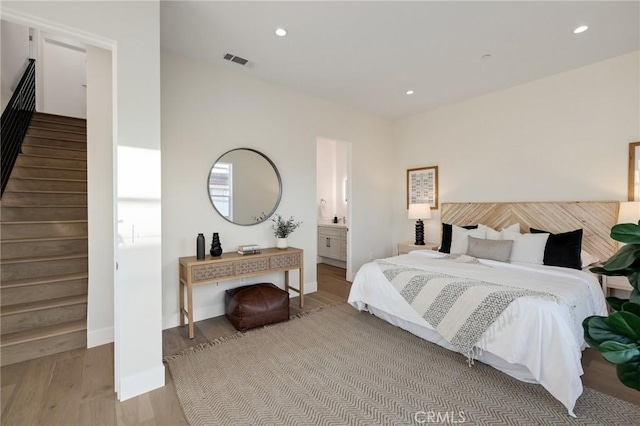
347, 250, 607, 416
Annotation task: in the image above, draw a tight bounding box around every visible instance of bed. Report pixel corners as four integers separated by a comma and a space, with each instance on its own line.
348, 201, 617, 416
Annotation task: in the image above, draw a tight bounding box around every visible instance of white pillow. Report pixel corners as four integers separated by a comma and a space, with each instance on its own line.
451, 225, 487, 254
480, 223, 520, 240
581, 250, 600, 268
500, 230, 550, 264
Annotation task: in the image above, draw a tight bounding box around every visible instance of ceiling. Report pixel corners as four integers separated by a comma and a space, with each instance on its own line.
160, 1, 640, 120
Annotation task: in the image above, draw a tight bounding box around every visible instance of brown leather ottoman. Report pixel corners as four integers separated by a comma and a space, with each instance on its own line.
225, 283, 289, 331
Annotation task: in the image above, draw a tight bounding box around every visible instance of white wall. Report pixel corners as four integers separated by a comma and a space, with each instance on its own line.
317, 139, 336, 223
316, 138, 348, 224
2, 1, 163, 401
41, 35, 87, 118
86, 45, 113, 348
392, 51, 640, 246
0, 19, 30, 112
161, 50, 394, 328
335, 141, 348, 221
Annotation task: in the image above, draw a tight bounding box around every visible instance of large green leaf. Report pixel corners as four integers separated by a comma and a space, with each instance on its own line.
611, 223, 640, 244
606, 297, 626, 312
622, 302, 640, 317
601, 244, 640, 272
583, 316, 635, 348
631, 289, 640, 305
600, 341, 640, 364
608, 311, 640, 340
617, 361, 640, 391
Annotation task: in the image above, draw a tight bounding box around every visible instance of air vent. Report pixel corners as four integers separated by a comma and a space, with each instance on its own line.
223, 53, 252, 67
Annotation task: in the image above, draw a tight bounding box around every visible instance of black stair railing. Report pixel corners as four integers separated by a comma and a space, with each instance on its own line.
1, 58, 36, 198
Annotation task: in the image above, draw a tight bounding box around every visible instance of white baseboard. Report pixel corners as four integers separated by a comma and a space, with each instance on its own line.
118, 364, 165, 401
87, 326, 114, 348
162, 281, 319, 330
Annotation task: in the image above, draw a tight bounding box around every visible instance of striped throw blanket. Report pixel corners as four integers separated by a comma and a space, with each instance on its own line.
376, 260, 559, 360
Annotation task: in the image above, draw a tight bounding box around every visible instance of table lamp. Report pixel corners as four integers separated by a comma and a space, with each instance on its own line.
617, 201, 640, 225
408, 203, 431, 245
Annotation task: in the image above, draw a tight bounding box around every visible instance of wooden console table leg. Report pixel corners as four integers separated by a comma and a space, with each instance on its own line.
179, 280, 185, 327
299, 265, 304, 308
187, 283, 195, 339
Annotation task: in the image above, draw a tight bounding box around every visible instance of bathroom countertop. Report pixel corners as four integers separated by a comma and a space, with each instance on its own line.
318, 222, 348, 228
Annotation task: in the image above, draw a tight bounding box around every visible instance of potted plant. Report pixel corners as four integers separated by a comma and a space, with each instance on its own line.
583, 221, 640, 391
272, 214, 302, 249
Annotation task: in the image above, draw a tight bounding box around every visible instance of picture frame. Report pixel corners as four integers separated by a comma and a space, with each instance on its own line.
407, 166, 438, 209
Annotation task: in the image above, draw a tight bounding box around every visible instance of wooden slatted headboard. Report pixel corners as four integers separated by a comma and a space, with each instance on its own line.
441, 201, 619, 262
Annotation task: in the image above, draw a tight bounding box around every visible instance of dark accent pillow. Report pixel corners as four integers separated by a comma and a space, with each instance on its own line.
530, 227, 583, 270
439, 223, 478, 253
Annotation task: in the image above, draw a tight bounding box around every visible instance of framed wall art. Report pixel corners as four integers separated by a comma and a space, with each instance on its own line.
407, 166, 438, 209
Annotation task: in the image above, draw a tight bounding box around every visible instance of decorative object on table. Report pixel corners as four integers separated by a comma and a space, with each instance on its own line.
210, 232, 223, 257
407, 165, 438, 209
237, 244, 261, 255
408, 203, 431, 246
333, 214, 338, 224
583, 202, 640, 391
272, 214, 302, 249
196, 233, 206, 260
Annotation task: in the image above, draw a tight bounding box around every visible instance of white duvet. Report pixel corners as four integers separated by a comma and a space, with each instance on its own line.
348, 250, 607, 416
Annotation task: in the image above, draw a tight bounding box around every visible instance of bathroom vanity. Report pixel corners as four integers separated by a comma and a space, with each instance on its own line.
317, 224, 347, 263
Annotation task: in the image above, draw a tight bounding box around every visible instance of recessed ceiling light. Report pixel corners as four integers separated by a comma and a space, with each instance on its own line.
573, 25, 588, 34
406, 90, 415, 95
275, 28, 288, 37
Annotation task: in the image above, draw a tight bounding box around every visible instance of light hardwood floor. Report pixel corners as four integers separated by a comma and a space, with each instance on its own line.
1, 263, 637, 425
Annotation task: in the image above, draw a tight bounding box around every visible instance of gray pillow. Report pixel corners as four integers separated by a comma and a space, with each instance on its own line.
466, 236, 513, 262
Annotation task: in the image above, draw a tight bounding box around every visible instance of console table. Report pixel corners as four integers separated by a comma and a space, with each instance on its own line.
179, 247, 304, 339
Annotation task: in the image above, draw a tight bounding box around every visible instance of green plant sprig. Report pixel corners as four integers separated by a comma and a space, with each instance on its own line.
272, 214, 302, 238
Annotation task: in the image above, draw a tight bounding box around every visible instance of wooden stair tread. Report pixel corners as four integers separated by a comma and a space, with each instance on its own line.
22, 143, 87, 152
28, 126, 86, 136
8, 177, 86, 182
13, 164, 87, 172
19, 153, 86, 161
0, 273, 88, 289
0, 319, 86, 347
31, 115, 87, 128
33, 112, 86, 123
1, 219, 87, 225
1, 295, 87, 316
23, 135, 87, 144
1, 235, 88, 244
3, 190, 87, 195
1, 253, 88, 265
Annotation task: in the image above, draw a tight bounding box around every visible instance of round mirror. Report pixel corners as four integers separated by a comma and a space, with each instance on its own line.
208, 148, 282, 225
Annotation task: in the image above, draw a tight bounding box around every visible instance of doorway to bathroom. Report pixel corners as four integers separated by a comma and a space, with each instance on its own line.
316, 138, 352, 281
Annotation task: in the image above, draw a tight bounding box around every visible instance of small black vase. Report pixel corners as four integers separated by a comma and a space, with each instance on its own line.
196, 233, 205, 260
210, 232, 223, 257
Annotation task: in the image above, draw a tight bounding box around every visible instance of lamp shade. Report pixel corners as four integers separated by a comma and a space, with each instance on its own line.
618, 202, 640, 224
408, 203, 431, 220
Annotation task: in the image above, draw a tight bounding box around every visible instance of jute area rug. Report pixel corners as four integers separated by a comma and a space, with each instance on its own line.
165, 303, 640, 425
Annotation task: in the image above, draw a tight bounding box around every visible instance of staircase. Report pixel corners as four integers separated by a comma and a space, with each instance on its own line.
1, 112, 88, 366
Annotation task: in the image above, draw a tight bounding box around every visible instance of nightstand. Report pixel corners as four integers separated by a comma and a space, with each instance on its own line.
602, 275, 633, 297
397, 241, 439, 255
